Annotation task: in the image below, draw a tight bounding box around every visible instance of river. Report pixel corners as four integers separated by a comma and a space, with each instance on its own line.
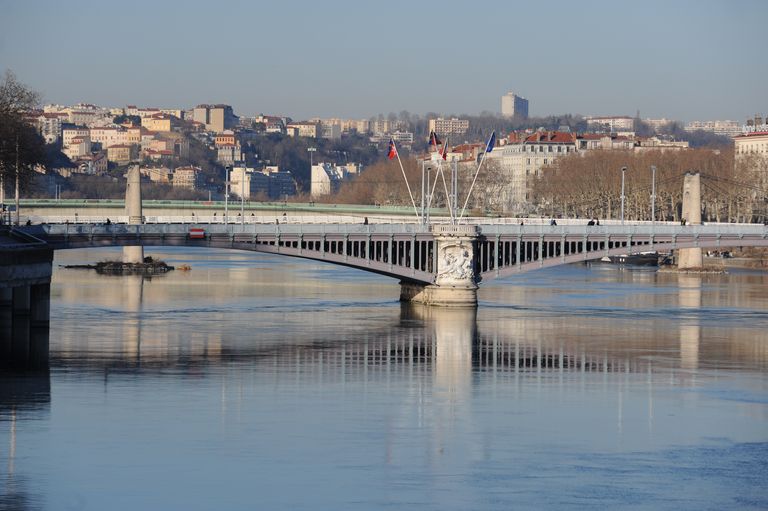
2, 247, 767, 510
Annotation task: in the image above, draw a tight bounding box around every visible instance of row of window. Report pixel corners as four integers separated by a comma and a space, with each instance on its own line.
522, 144, 573, 153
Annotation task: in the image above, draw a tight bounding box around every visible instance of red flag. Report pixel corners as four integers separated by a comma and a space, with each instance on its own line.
387, 138, 397, 160
442, 137, 449, 160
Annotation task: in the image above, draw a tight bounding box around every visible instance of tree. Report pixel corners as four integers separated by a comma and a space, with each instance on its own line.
530, 147, 759, 223
113, 114, 142, 126
0, 70, 47, 224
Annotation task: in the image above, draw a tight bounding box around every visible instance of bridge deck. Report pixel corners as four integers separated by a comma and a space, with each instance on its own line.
13, 222, 768, 284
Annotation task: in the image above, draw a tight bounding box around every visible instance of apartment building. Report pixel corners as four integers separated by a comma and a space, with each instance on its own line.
62, 127, 90, 147
193, 104, 237, 133
172, 166, 201, 189
63, 136, 92, 160
684, 120, 742, 137
142, 113, 176, 132
106, 144, 138, 165
585, 116, 635, 132
217, 144, 243, 166
489, 131, 578, 209
286, 121, 320, 138
141, 166, 173, 183
74, 152, 108, 174
310, 163, 353, 198
428, 117, 469, 136
501, 92, 529, 119
90, 126, 128, 148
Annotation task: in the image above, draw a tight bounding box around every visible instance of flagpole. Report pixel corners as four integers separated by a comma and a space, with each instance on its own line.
458, 132, 494, 222
392, 140, 420, 220
438, 166, 452, 224
435, 137, 453, 224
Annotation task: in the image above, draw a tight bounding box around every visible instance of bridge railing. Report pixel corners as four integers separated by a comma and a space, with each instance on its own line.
40, 222, 435, 236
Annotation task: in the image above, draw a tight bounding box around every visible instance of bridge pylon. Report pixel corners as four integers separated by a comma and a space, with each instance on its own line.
400, 225, 479, 307
678, 172, 703, 269
123, 165, 145, 264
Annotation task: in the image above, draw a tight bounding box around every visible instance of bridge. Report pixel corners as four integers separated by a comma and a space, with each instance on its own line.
12, 219, 768, 300
2, 168, 767, 307
2, 168, 767, 369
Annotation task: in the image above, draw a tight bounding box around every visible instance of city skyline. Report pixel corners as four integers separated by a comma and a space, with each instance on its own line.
1, 0, 766, 122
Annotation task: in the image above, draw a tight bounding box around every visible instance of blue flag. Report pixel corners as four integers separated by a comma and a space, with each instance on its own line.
485, 131, 496, 153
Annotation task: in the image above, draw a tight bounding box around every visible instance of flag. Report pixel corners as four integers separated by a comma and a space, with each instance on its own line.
428, 131, 442, 147
485, 131, 496, 153
442, 137, 449, 160
387, 138, 397, 160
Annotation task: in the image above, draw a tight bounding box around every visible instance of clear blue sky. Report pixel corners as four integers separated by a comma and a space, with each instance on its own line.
1, 0, 765, 122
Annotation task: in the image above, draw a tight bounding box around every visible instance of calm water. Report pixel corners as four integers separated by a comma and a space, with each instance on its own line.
2, 247, 768, 510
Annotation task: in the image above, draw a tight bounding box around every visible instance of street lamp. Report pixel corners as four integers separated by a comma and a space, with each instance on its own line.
224, 165, 231, 224
650, 165, 656, 225
620, 166, 627, 224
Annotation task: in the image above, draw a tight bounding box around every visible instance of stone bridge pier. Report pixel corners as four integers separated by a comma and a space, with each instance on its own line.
400, 225, 479, 307
678, 172, 703, 269
123, 164, 145, 264
0, 237, 52, 369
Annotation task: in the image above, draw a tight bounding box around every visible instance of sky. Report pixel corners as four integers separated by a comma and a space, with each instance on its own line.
1, 0, 766, 122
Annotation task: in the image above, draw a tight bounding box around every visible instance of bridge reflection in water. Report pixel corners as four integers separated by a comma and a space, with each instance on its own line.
44, 274, 768, 391
5, 263, 768, 509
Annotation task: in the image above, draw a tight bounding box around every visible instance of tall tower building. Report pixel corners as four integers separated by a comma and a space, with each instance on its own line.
501, 92, 529, 119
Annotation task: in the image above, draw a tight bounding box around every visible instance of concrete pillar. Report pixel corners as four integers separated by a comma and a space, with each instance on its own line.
123, 246, 145, 264
29, 283, 50, 367
124, 164, 145, 263
0, 295, 11, 364
12, 285, 31, 316
400, 225, 478, 306
678, 172, 703, 270
0, 287, 12, 308
126, 165, 144, 225
30, 283, 50, 327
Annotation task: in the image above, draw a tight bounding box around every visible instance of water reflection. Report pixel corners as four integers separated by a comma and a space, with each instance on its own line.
47, 255, 768, 376
678, 275, 702, 370
3, 249, 767, 510
0, 372, 49, 511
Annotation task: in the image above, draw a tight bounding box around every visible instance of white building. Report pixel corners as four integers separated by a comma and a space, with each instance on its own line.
585, 116, 635, 132
230, 166, 297, 200
391, 131, 414, 144
734, 129, 768, 158
501, 92, 529, 119
643, 118, 673, 132
286, 121, 320, 138
310, 163, 353, 198
320, 123, 341, 140
684, 120, 742, 137
62, 127, 91, 147
34, 113, 67, 143
217, 144, 243, 166
428, 117, 469, 136
489, 131, 578, 210
63, 136, 92, 161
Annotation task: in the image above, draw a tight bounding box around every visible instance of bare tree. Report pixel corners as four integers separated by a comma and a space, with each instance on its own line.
531, 147, 762, 223
0, 71, 45, 224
